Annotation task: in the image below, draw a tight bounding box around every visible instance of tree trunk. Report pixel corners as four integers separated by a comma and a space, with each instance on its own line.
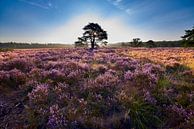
91, 41, 94, 49
91, 37, 95, 50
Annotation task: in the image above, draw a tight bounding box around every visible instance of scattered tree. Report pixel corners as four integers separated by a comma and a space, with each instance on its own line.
145, 40, 156, 48
181, 26, 194, 47
75, 23, 108, 49
131, 38, 142, 47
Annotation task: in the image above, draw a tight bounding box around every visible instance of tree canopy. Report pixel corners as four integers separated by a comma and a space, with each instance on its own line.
75, 23, 108, 49
131, 38, 142, 47
181, 26, 194, 41
145, 40, 156, 48
181, 26, 194, 47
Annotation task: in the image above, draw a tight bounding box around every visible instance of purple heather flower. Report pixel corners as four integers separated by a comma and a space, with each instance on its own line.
124, 70, 134, 80
47, 104, 67, 129
28, 84, 49, 104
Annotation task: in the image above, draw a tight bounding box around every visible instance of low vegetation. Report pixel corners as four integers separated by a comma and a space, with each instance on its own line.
0, 42, 73, 49
0, 48, 193, 129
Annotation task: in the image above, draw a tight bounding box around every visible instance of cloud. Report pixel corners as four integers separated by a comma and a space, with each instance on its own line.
107, 0, 132, 15
116, 0, 122, 2
19, 0, 52, 9
40, 13, 144, 43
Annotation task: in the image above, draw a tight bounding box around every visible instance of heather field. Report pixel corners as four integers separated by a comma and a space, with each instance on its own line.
0, 48, 194, 129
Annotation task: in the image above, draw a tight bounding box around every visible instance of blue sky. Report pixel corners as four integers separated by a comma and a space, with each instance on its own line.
0, 0, 194, 43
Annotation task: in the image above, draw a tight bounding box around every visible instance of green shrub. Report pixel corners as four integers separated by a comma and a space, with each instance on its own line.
126, 99, 161, 129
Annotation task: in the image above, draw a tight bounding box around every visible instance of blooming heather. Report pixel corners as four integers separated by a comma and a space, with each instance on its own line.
0, 48, 193, 129
47, 104, 67, 129
28, 84, 49, 104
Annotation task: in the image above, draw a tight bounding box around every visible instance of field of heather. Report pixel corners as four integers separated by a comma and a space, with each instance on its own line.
0, 48, 194, 129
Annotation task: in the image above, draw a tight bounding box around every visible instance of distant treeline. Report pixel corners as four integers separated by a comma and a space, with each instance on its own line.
0, 42, 73, 49
109, 40, 186, 48
150, 40, 183, 47
0, 40, 192, 50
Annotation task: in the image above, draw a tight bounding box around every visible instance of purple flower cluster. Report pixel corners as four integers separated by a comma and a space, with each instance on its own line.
143, 90, 157, 104
169, 104, 194, 122
124, 63, 163, 86
47, 104, 67, 129
86, 71, 119, 89
124, 70, 133, 80
28, 84, 49, 104
0, 69, 26, 88
0, 58, 33, 72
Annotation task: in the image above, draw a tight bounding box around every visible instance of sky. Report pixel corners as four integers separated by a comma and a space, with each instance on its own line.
0, 0, 194, 44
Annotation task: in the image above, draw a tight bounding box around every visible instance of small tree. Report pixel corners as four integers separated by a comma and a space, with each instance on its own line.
76, 23, 108, 49
145, 40, 156, 48
131, 38, 142, 47
181, 26, 194, 47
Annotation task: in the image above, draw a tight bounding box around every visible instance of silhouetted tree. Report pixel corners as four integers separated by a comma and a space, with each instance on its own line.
76, 23, 108, 49
145, 40, 156, 48
74, 37, 88, 47
131, 38, 142, 47
181, 26, 194, 47
182, 26, 194, 40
